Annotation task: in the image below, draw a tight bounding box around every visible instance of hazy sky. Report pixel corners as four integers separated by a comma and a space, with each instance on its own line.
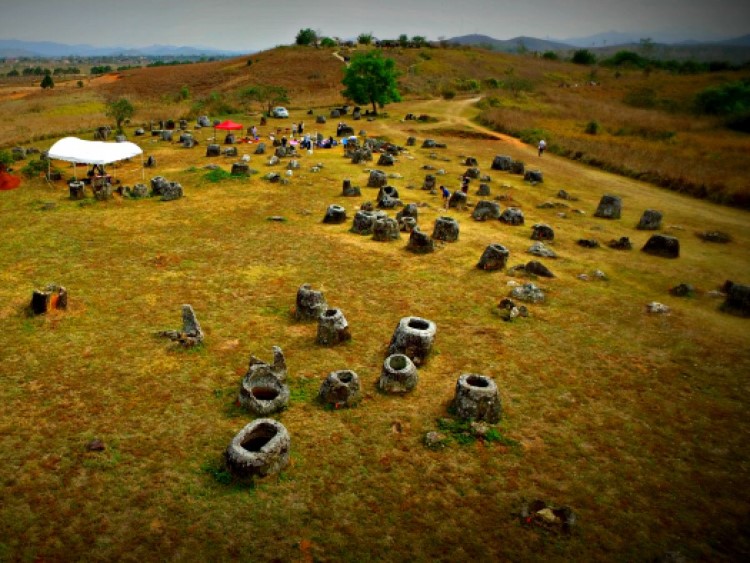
1, 0, 748, 51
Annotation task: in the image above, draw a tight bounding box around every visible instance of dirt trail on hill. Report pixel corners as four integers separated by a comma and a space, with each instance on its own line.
381, 96, 680, 206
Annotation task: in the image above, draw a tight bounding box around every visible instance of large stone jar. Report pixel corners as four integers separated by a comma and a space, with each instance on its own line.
225, 419, 291, 478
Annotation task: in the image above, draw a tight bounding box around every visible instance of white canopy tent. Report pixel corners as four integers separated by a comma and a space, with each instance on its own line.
47, 137, 144, 181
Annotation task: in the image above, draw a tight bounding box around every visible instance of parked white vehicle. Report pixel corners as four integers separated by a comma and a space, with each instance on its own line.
271, 107, 289, 118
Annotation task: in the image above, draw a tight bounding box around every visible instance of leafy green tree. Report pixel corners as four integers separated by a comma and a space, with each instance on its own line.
7, 69, 19, 77
571, 49, 597, 65
342, 50, 401, 115
412, 36, 427, 47
238, 85, 289, 115
399, 34, 409, 48
357, 33, 373, 46
295, 28, 318, 46
106, 97, 135, 133
40, 73, 54, 89
320, 37, 337, 48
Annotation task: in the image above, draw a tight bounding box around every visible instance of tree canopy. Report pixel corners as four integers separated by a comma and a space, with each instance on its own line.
106, 98, 134, 132
295, 28, 318, 46
40, 74, 54, 89
238, 85, 289, 115
341, 51, 401, 115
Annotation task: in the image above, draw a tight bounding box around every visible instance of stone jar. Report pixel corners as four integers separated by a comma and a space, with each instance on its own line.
225, 419, 291, 478
379, 354, 418, 393
452, 373, 502, 423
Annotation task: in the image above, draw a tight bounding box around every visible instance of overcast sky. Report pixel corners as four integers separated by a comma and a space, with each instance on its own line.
1, 0, 747, 51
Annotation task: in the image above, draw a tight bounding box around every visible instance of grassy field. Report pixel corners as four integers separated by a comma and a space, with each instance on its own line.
1, 90, 749, 561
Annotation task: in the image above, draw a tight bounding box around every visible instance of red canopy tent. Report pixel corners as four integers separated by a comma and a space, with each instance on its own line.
214, 120, 243, 141
0, 163, 21, 191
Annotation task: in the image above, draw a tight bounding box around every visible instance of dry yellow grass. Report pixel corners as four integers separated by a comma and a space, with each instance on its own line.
1, 50, 749, 561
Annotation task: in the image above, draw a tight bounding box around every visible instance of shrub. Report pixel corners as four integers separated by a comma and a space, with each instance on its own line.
246, 59, 253, 66
21, 159, 48, 178
40, 74, 54, 89
694, 80, 750, 115
542, 51, 559, 61
585, 120, 601, 135
483, 78, 501, 89
455, 78, 480, 92
441, 88, 456, 100
603, 50, 648, 68
357, 33, 373, 46
0, 150, 13, 167
320, 37, 337, 48
571, 49, 597, 65
501, 77, 534, 96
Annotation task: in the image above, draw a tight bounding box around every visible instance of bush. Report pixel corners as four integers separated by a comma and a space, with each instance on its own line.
357, 33, 373, 46
603, 50, 648, 68
21, 159, 48, 178
455, 78, 480, 92
441, 88, 456, 100
571, 49, 597, 65
585, 120, 601, 135
320, 37, 337, 48
694, 80, 750, 116
542, 51, 559, 61
501, 77, 534, 96
0, 150, 13, 167
483, 78, 501, 89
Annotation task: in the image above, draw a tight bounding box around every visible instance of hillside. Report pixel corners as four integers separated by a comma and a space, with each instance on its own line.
2, 44, 749, 206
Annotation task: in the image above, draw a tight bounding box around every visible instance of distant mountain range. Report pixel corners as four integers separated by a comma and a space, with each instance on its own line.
0, 39, 245, 58
447, 35, 571, 53
448, 32, 750, 52
2, 33, 749, 60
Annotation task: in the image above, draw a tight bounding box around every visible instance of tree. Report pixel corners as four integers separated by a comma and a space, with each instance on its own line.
106, 98, 135, 132
320, 37, 337, 48
40, 74, 54, 89
398, 34, 409, 48
342, 50, 401, 115
238, 85, 289, 115
357, 33, 373, 46
296, 28, 318, 46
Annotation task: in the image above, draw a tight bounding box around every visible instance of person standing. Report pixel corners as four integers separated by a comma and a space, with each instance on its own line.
291, 122, 298, 139
538, 139, 547, 156
440, 185, 451, 209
